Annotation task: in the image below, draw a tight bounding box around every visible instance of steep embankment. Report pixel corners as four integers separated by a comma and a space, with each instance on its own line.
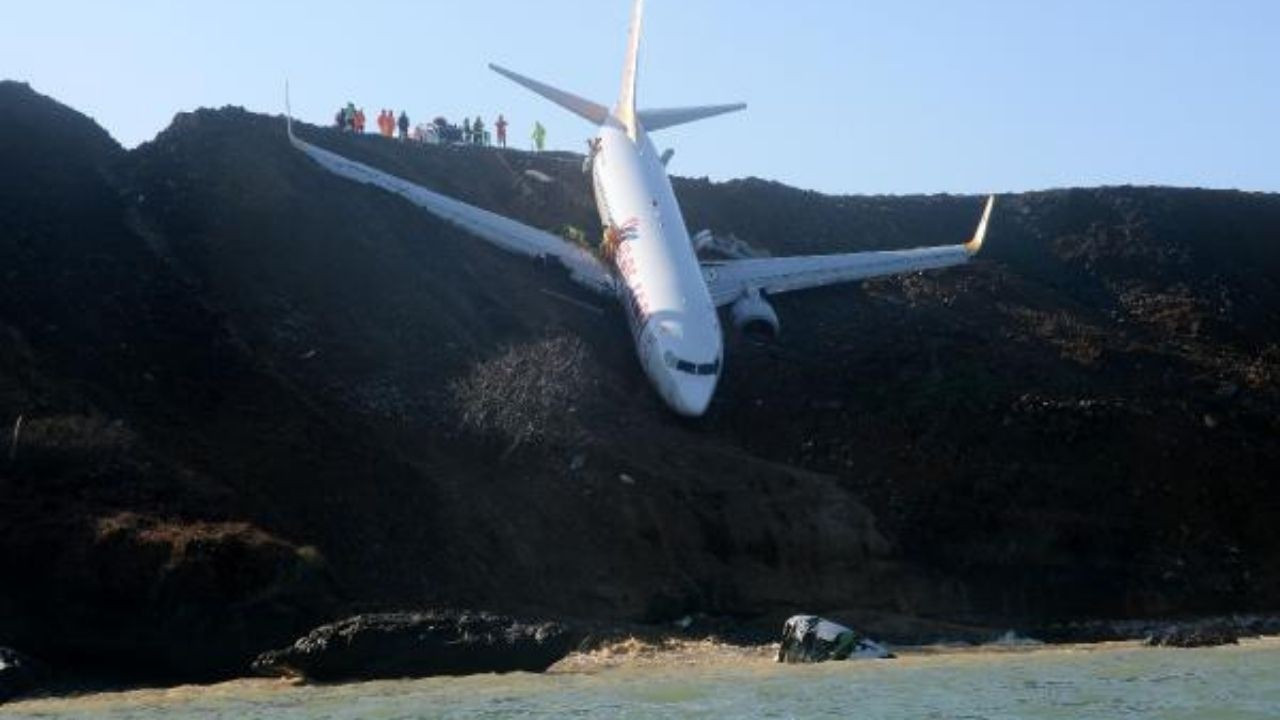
675, 179, 1280, 618
0, 85, 922, 682
282, 118, 1280, 620
1, 81, 1277, 684
0, 82, 348, 681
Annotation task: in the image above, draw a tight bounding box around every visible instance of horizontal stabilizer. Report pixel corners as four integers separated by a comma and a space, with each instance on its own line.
489, 64, 611, 126
638, 103, 747, 132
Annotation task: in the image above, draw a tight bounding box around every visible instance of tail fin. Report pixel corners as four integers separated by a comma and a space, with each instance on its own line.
489, 64, 610, 126
617, 0, 645, 139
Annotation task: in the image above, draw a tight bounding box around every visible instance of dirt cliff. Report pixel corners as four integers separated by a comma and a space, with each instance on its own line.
1, 81, 1276, 682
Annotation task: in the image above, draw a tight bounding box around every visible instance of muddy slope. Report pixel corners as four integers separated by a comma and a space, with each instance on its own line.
1, 81, 1277, 682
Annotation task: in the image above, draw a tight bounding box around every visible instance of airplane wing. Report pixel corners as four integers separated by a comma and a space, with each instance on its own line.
287, 121, 617, 297
701, 196, 994, 306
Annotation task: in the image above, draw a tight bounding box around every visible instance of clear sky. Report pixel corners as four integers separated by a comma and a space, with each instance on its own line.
2, 0, 1277, 195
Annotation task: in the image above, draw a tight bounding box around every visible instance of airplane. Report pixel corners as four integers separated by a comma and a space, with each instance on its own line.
286, 0, 994, 418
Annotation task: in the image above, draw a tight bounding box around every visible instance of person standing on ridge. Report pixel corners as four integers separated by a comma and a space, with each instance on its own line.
473, 116, 486, 146
462, 117, 472, 145
532, 121, 546, 152
344, 102, 356, 132
377, 109, 389, 137
398, 110, 410, 140
495, 114, 508, 148
355, 108, 366, 134
583, 137, 602, 173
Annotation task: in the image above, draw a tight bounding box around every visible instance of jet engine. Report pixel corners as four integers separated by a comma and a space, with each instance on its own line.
730, 287, 780, 339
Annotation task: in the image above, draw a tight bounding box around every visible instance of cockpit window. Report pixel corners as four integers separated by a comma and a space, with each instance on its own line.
664, 351, 721, 376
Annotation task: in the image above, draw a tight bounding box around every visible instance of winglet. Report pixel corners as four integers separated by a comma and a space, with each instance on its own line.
966, 195, 995, 255
284, 80, 295, 142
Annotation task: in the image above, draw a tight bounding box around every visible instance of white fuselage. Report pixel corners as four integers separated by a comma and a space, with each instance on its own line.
591, 120, 722, 416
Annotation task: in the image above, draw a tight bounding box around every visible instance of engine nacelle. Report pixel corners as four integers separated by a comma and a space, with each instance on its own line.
730, 287, 780, 339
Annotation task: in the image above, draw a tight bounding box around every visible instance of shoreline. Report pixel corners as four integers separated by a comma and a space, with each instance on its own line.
549, 627, 1280, 674
8, 634, 1280, 714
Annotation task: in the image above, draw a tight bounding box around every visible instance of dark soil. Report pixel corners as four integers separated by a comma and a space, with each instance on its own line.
1, 80, 1277, 687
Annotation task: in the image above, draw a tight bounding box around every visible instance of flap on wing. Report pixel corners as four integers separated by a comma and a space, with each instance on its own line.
704, 245, 971, 305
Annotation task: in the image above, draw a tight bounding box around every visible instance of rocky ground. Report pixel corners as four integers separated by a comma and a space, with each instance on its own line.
1, 80, 1277, 690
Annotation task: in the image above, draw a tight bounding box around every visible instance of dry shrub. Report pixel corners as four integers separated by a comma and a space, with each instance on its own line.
450, 335, 601, 448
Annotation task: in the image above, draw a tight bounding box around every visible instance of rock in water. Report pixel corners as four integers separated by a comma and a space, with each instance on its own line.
252, 611, 574, 681
0, 647, 48, 703
776, 615, 894, 663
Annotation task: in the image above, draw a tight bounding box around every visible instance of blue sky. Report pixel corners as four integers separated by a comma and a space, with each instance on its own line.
2, 0, 1277, 195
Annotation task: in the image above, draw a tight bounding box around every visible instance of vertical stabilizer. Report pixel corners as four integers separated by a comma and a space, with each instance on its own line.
618, 0, 644, 139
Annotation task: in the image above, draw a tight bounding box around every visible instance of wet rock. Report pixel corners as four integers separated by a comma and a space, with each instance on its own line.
1037, 614, 1280, 644
776, 615, 893, 663
252, 611, 575, 681
1146, 622, 1240, 648
0, 647, 48, 703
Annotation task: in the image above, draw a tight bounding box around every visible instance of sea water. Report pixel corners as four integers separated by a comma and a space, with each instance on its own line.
6, 638, 1278, 719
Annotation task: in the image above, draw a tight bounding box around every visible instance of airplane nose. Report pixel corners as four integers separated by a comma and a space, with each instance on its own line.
669, 375, 716, 417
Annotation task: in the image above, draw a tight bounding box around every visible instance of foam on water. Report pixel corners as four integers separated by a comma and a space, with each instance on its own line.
7, 638, 1279, 719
